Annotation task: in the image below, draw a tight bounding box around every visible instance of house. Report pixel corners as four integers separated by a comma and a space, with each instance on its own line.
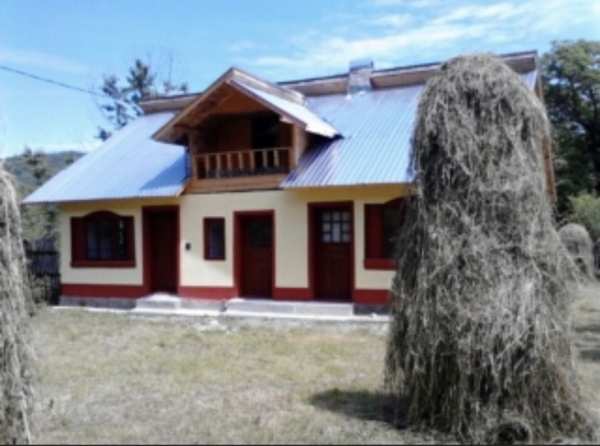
24, 51, 553, 307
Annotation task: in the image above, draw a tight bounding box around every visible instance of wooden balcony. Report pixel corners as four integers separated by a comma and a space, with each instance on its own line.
188, 147, 291, 193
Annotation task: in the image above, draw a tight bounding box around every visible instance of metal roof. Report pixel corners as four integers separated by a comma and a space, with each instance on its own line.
23, 112, 187, 204
281, 69, 538, 188
24, 69, 538, 204
229, 79, 339, 138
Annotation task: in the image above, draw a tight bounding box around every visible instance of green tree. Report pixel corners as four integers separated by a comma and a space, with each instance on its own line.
97, 59, 188, 140
24, 148, 48, 187
569, 193, 600, 241
21, 148, 57, 241
542, 40, 600, 215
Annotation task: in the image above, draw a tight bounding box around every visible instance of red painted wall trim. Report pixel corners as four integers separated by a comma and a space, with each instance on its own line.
71, 260, 136, 268
62, 283, 146, 298
352, 289, 391, 305
307, 201, 355, 301
178, 286, 236, 300
273, 287, 312, 301
233, 210, 276, 298
364, 258, 395, 270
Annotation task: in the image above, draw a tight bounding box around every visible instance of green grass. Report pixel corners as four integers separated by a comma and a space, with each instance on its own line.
30, 284, 600, 444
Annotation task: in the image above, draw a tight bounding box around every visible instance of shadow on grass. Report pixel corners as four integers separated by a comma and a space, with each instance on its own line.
309, 388, 407, 427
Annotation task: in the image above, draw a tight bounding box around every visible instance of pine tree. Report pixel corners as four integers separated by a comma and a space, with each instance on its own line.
97, 59, 188, 140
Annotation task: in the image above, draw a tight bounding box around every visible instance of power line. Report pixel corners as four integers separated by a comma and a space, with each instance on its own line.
0, 64, 110, 99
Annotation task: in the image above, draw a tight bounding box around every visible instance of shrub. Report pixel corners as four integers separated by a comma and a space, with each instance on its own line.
569, 193, 600, 242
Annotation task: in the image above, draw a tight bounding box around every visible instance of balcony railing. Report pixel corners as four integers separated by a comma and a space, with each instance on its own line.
195, 147, 290, 179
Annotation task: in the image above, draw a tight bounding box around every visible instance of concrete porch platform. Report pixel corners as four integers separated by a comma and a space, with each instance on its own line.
59, 294, 389, 322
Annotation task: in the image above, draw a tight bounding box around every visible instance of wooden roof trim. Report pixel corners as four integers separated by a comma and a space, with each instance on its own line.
152, 67, 305, 142
226, 79, 306, 128
144, 51, 539, 113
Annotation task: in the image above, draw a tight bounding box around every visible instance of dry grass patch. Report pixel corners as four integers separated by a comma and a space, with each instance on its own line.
29, 287, 600, 444
30, 312, 432, 444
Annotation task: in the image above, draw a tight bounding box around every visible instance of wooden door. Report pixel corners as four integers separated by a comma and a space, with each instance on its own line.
240, 215, 273, 298
314, 206, 353, 301
148, 211, 177, 293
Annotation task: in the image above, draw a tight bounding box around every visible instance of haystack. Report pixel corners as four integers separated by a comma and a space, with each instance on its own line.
0, 165, 33, 444
559, 223, 595, 279
385, 54, 595, 443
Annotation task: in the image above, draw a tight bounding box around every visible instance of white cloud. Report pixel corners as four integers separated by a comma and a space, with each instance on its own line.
368, 13, 413, 28
371, 0, 441, 7
432, 2, 521, 25
252, 22, 487, 72
228, 40, 258, 53
0, 47, 88, 75
243, 0, 600, 78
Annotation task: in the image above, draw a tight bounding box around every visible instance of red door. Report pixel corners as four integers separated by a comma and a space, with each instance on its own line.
147, 210, 178, 293
239, 215, 273, 298
313, 206, 353, 301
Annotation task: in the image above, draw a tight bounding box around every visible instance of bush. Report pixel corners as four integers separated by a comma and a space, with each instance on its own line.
558, 223, 595, 279
569, 193, 600, 241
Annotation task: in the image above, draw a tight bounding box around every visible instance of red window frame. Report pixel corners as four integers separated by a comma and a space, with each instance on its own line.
71, 211, 135, 268
364, 198, 409, 270
204, 217, 226, 260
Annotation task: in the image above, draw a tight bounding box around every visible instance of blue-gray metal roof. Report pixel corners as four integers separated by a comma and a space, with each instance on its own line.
23, 112, 187, 204
24, 69, 538, 204
282, 69, 538, 188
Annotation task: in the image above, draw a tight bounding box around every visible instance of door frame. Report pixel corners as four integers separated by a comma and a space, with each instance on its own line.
308, 201, 355, 301
233, 210, 275, 298
142, 205, 180, 294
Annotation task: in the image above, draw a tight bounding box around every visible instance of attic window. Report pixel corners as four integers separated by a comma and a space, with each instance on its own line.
71, 212, 135, 267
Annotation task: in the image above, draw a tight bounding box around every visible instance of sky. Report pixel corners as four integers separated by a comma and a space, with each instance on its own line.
1, 0, 599, 156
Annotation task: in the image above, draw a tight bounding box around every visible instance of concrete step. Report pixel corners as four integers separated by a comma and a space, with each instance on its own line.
135, 293, 181, 310
180, 298, 226, 312
133, 294, 226, 314
224, 298, 354, 317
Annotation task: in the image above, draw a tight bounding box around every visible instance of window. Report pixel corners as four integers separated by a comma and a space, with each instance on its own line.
246, 218, 272, 248
71, 211, 135, 267
320, 210, 352, 243
364, 198, 409, 269
204, 218, 225, 260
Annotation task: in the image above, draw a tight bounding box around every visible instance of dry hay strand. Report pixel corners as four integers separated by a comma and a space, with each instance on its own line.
384, 54, 596, 443
0, 165, 33, 444
559, 223, 595, 280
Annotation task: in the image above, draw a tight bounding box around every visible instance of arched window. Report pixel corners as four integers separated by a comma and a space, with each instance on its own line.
364, 198, 410, 269
71, 211, 135, 267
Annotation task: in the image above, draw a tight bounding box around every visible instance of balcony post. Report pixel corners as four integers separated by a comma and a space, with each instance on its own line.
291, 125, 307, 170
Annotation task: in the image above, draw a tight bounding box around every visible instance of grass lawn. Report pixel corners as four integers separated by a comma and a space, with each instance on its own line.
31, 284, 600, 444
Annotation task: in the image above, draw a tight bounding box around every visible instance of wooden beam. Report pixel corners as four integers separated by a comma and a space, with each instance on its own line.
291, 125, 307, 170
186, 174, 286, 194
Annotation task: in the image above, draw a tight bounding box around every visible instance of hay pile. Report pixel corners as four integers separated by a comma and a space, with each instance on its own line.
385, 54, 595, 443
559, 223, 595, 279
0, 165, 33, 444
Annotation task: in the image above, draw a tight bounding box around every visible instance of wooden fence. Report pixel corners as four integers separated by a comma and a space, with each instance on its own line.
24, 238, 60, 305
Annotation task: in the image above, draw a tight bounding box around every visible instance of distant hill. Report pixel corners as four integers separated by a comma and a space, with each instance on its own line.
4, 150, 84, 197
2, 150, 85, 241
